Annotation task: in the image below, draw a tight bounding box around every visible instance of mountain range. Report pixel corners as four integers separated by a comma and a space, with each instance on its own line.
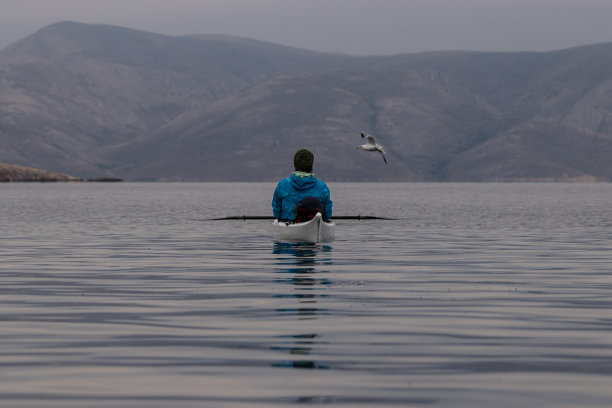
1, 21, 612, 181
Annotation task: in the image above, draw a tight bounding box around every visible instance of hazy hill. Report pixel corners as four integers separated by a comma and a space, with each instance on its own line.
1, 21, 612, 181
0, 22, 373, 178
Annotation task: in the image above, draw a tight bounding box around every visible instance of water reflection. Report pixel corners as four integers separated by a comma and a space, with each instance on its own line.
271, 243, 332, 370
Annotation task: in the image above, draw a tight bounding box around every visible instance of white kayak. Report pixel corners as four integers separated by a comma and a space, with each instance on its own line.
273, 212, 336, 243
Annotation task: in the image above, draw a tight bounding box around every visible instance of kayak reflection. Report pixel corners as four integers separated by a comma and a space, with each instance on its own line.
271, 242, 332, 369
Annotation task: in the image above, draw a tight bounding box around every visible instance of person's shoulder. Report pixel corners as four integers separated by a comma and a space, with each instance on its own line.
275, 177, 292, 189
315, 179, 330, 190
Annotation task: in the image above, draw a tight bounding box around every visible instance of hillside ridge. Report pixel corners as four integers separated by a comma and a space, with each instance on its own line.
1, 22, 612, 181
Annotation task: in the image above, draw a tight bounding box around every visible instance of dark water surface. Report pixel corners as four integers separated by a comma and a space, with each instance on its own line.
1, 183, 612, 407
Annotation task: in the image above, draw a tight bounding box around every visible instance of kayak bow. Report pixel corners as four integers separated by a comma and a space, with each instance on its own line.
273, 213, 335, 243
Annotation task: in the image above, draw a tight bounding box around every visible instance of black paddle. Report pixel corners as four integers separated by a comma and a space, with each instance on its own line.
209, 215, 395, 220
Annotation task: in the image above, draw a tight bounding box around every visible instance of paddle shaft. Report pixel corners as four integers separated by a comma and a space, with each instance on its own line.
211, 215, 394, 220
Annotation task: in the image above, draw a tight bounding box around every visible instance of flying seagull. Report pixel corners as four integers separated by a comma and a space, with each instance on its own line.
357, 132, 387, 164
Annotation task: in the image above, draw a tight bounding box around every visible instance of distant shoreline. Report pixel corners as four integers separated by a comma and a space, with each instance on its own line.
87, 177, 123, 182
1, 162, 609, 183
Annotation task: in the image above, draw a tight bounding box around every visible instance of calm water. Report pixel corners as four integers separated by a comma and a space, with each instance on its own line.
1, 182, 612, 407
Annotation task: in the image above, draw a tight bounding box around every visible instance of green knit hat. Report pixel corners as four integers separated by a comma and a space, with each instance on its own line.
293, 149, 314, 172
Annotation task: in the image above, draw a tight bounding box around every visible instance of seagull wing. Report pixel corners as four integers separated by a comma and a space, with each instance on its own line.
381, 152, 387, 164
365, 135, 376, 145
361, 132, 376, 144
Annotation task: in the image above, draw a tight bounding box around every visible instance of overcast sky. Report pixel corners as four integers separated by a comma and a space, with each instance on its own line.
2, 0, 612, 55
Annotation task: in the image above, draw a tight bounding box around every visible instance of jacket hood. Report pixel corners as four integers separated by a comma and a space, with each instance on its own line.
289, 173, 316, 190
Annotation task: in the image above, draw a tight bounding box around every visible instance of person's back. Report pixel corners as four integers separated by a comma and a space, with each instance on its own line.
272, 149, 332, 222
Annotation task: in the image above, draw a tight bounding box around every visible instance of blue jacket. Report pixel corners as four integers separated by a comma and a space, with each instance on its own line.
272, 173, 333, 221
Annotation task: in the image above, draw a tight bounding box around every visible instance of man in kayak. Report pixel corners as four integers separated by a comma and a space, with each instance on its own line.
272, 149, 333, 222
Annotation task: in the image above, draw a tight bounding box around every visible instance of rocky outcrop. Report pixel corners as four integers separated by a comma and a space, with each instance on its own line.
0, 162, 82, 182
